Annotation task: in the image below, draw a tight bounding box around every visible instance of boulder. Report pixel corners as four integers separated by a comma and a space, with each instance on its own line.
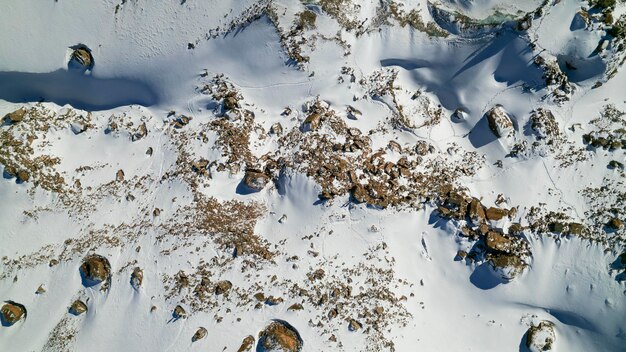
243, 170, 269, 192
238, 335, 255, 352
258, 321, 303, 352
16, 170, 30, 183
302, 113, 321, 132
1, 302, 26, 326
69, 300, 88, 315
468, 198, 486, 224
214, 280, 233, 295
192, 327, 208, 342
348, 319, 362, 332
485, 207, 508, 221
488, 253, 527, 281
130, 267, 143, 290
173, 305, 186, 319
486, 105, 514, 138
70, 47, 94, 69
485, 231, 514, 253
525, 321, 556, 352
80, 254, 111, 286
607, 218, 623, 229
3, 109, 26, 124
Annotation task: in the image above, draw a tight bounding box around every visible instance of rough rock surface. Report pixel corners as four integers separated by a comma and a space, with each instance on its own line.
257, 321, 302, 352
525, 321, 556, 352
80, 254, 111, 286
486, 105, 514, 138
1, 302, 26, 325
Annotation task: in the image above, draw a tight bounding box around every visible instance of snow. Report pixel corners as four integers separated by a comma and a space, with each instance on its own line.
1, 0, 625, 351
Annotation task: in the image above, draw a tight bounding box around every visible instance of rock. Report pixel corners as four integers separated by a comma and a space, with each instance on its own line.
258, 321, 303, 352
69, 300, 88, 315
80, 254, 111, 286
132, 122, 148, 141
607, 218, 623, 229
287, 303, 303, 311
568, 222, 584, 235
130, 267, 143, 290
452, 108, 468, 121
70, 47, 94, 69
238, 335, 255, 352
36, 285, 46, 294
16, 170, 30, 183
485, 231, 514, 253
525, 321, 556, 352
223, 92, 239, 111
468, 198, 486, 224
1, 302, 26, 325
173, 305, 186, 319
49, 259, 59, 267
146, 147, 153, 156
265, 296, 284, 306
486, 105, 514, 138
3, 109, 26, 124
192, 327, 208, 342
302, 113, 321, 132
619, 252, 626, 265
116, 169, 125, 182
70, 122, 87, 135
488, 253, 527, 281
243, 170, 269, 191
351, 184, 369, 204
485, 207, 508, 221
3, 165, 17, 178
348, 319, 362, 331
214, 280, 233, 295
270, 122, 283, 135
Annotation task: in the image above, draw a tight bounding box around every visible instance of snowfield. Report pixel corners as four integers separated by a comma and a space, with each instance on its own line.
1, 1, 625, 351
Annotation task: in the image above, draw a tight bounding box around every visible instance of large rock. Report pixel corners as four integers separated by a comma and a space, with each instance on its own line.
237, 335, 255, 352
243, 170, 269, 191
468, 198, 486, 224
214, 280, 233, 295
525, 321, 556, 352
486, 105, 514, 138
70, 47, 94, 69
3, 109, 26, 124
485, 207, 509, 221
130, 267, 143, 290
257, 321, 303, 352
485, 231, 514, 253
80, 254, 111, 286
69, 300, 88, 315
488, 253, 527, 281
192, 327, 208, 342
1, 301, 26, 326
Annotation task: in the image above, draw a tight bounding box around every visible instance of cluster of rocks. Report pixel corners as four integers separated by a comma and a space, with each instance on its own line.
525, 320, 556, 352
582, 132, 626, 150
438, 188, 531, 281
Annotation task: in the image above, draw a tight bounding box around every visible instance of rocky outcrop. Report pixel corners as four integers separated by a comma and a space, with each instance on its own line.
80, 254, 111, 286
486, 105, 514, 138
70, 47, 94, 69
257, 321, 302, 352
3, 109, 26, 124
301, 113, 321, 132
1, 301, 26, 326
173, 305, 187, 319
525, 321, 556, 352
214, 280, 233, 295
488, 253, 527, 281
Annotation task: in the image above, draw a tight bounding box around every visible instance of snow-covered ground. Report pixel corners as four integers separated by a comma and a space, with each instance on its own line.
1, 1, 625, 351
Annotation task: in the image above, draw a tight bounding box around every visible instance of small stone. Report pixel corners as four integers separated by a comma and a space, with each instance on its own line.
302, 113, 321, 131
16, 170, 30, 183
348, 319, 362, 331
270, 122, 283, 135
49, 259, 59, 267
485, 207, 508, 221
116, 169, 125, 182
146, 147, 153, 156
80, 254, 111, 286
3, 109, 26, 123
36, 285, 46, 294
287, 303, 304, 311
525, 321, 556, 352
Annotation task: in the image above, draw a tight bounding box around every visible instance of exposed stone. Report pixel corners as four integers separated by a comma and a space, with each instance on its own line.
36, 285, 46, 294
3, 109, 26, 124
49, 259, 59, 267
1, 302, 26, 325
485, 207, 508, 221
607, 218, 623, 229
69, 300, 88, 315
238, 335, 255, 352
258, 321, 302, 352
116, 169, 125, 182
223, 92, 239, 111
192, 327, 208, 342
80, 254, 111, 285
468, 198, 486, 224
348, 319, 362, 332
485, 231, 514, 253
488, 253, 527, 281
243, 170, 269, 191
270, 122, 283, 135
16, 170, 30, 183
486, 105, 514, 138
130, 267, 143, 290
214, 280, 233, 295
173, 305, 187, 319
302, 113, 321, 131
71, 47, 93, 69
525, 321, 556, 352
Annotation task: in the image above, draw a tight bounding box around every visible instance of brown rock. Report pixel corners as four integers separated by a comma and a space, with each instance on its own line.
243, 170, 269, 191
192, 327, 208, 342
130, 267, 143, 290
468, 198, 486, 224
71, 48, 93, 68
485, 207, 508, 221
3, 109, 26, 123
16, 170, 30, 183
1, 302, 26, 325
258, 321, 302, 352
214, 280, 233, 295
69, 300, 88, 315
486, 105, 514, 138
485, 231, 513, 253
173, 305, 186, 319
607, 218, 623, 229
116, 169, 125, 182
287, 303, 304, 311
238, 335, 255, 352
348, 319, 362, 331
80, 254, 111, 285
302, 113, 321, 131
